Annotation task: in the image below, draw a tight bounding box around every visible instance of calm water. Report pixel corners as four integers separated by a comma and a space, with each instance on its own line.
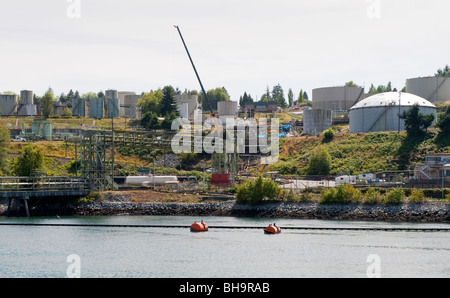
0, 215, 449, 278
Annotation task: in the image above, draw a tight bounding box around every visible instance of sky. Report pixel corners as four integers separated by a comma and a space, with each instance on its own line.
1, 0, 449, 102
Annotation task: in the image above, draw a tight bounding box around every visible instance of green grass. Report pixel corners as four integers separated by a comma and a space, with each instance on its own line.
269, 129, 450, 176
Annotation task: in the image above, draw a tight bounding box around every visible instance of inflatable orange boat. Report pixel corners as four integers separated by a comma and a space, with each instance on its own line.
264, 224, 281, 234
190, 221, 208, 232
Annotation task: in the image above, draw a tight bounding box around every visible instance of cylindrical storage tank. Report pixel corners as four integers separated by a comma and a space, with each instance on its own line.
20, 90, 34, 105
218, 101, 238, 116
406, 76, 450, 104
106, 97, 119, 118
303, 109, 332, 135
105, 90, 119, 100
178, 102, 189, 119
312, 86, 364, 111
42, 122, 52, 140
72, 98, 86, 117
125, 176, 151, 186
0, 94, 18, 116
31, 121, 41, 136
89, 97, 104, 118
349, 92, 437, 133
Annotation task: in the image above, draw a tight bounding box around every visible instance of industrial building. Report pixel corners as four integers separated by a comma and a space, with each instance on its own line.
302, 109, 332, 135
349, 92, 437, 133
414, 153, 450, 185
406, 76, 450, 104
312, 86, 365, 111
0, 93, 18, 116
123, 94, 142, 119
217, 101, 238, 122
175, 94, 200, 120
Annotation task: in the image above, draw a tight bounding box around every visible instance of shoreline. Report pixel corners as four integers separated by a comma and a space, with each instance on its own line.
3, 198, 448, 223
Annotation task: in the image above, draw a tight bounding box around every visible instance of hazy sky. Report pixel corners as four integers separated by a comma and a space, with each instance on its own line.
1, 0, 449, 102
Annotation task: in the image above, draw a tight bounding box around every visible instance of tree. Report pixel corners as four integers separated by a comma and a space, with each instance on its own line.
307, 147, 332, 176
138, 90, 163, 116
239, 92, 254, 107
0, 127, 10, 175
11, 144, 44, 176
298, 89, 304, 104
288, 88, 294, 107
202, 87, 230, 111
161, 111, 179, 130
160, 86, 178, 116
345, 81, 358, 87
398, 104, 435, 137
141, 111, 159, 129
40, 89, 56, 118
436, 65, 450, 77
260, 86, 271, 102
62, 107, 72, 118
437, 105, 450, 134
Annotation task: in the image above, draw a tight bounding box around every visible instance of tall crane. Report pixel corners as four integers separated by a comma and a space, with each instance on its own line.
173, 25, 220, 130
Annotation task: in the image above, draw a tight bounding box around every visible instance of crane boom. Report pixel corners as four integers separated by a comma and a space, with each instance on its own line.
174, 25, 215, 117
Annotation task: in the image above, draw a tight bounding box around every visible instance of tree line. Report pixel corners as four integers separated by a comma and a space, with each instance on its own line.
239, 84, 310, 108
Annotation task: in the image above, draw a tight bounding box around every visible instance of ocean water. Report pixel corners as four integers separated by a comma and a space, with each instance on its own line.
0, 215, 448, 278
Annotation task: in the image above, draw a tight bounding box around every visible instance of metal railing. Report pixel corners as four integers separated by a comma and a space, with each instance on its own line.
0, 176, 89, 192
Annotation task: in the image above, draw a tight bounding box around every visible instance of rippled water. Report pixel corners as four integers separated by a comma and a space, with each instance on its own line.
0, 216, 449, 278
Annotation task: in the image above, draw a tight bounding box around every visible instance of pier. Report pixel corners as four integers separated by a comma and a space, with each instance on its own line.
0, 176, 90, 217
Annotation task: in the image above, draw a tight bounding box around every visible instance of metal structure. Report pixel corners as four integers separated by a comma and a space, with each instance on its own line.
349, 92, 437, 133
406, 76, 450, 104
77, 129, 175, 191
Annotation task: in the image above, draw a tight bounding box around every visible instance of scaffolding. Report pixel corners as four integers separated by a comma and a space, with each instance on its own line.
78, 129, 175, 191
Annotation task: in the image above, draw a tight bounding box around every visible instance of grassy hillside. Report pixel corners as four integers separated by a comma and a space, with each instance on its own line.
266, 128, 450, 176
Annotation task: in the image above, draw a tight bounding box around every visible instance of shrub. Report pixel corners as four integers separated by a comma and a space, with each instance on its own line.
363, 187, 383, 205
319, 184, 361, 204
322, 129, 334, 143
408, 189, 425, 204
383, 188, 405, 205
236, 175, 281, 205
307, 147, 332, 176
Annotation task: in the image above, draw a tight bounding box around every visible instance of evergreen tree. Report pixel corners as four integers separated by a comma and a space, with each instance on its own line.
288, 88, 294, 107
298, 89, 304, 104
160, 85, 178, 117
40, 88, 56, 119
399, 104, 435, 137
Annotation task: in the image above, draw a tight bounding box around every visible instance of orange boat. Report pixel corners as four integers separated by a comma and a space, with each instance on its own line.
264, 224, 281, 234
190, 221, 208, 232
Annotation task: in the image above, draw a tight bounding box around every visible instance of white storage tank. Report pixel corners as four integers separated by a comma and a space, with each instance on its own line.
125, 175, 178, 186
349, 92, 437, 133
406, 76, 450, 104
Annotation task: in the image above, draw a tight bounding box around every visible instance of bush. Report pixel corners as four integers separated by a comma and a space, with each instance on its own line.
307, 147, 332, 176
383, 188, 405, 205
236, 175, 281, 205
322, 129, 334, 143
408, 189, 425, 204
319, 184, 361, 204
363, 187, 383, 205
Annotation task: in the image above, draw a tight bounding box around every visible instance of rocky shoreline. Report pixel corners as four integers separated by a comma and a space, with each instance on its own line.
70, 201, 450, 223
1, 193, 449, 222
